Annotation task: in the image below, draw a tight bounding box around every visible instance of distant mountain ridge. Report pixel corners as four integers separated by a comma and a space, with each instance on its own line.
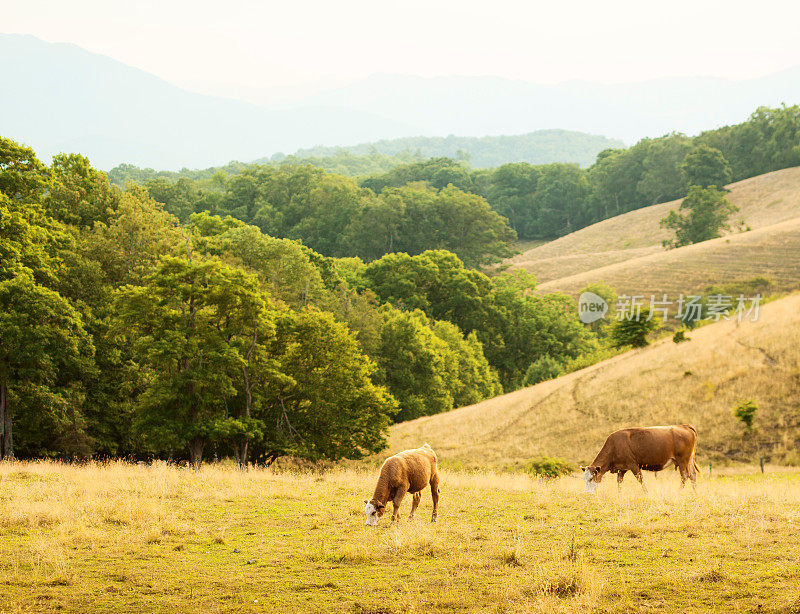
301, 71, 800, 144
0, 34, 414, 170
5, 33, 800, 170
284, 130, 623, 168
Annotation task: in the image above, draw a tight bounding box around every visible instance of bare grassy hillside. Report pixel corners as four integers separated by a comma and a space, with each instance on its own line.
389, 293, 800, 467
507, 166, 800, 285
537, 216, 800, 298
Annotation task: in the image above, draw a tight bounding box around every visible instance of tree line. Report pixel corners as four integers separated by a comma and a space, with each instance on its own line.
114, 105, 800, 251
0, 138, 596, 466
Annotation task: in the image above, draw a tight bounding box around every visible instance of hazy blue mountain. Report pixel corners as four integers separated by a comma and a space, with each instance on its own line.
288, 130, 624, 168
301, 72, 800, 143
0, 34, 414, 169
5, 33, 800, 171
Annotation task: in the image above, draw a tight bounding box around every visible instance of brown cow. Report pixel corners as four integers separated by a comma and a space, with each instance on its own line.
364, 443, 440, 525
581, 425, 698, 493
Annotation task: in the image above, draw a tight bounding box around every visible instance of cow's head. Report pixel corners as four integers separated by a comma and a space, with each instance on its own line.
580, 465, 601, 493
363, 499, 386, 526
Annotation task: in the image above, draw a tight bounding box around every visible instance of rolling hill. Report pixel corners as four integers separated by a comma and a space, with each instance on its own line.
388, 292, 800, 467
506, 166, 800, 298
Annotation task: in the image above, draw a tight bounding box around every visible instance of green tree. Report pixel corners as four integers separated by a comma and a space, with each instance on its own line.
0, 275, 93, 459
348, 183, 516, 266
587, 148, 644, 220
47, 153, 120, 228
733, 399, 757, 432
522, 355, 564, 386
661, 186, 740, 248
211, 224, 329, 308
430, 319, 502, 407
145, 177, 215, 222
0, 137, 50, 202
372, 308, 454, 422
485, 163, 541, 237
487, 271, 598, 388
682, 145, 731, 189
610, 308, 661, 349
364, 249, 493, 335
533, 163, 590, 237
257, 309, 395, 462
636, 135, 693, 205
579, 282, 618, 336
0, 194, 73, 287
114, 257, 268, 470
342, 191, 405, 259
84, 186, 183, 286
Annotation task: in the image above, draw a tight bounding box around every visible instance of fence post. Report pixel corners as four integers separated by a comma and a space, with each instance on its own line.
760, 456, 765, 474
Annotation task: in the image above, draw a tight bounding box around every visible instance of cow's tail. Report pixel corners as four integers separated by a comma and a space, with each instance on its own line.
683, 424, 699, 479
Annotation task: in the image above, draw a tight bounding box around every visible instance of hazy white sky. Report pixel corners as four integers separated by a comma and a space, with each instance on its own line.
6, 0, 800, 104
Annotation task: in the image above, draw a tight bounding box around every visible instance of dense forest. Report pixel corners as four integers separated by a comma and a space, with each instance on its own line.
113, 105, 800, 243
2, 104, 800, 466
0, 139, 598, 466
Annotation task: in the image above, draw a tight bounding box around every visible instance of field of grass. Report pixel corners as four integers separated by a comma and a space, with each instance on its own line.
390, 293, 800, 468
2, 461, 800, 613
506, 166, 800, 292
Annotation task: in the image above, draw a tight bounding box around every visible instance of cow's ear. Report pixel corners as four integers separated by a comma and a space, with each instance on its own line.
376, 503, 386, 511
363, 499, 369, 505
580, 465, 587, 472
591, 466, 600, 476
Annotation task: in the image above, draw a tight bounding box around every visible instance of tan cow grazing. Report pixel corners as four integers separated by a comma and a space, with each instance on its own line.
364, 443, 440, 526
581, 425, 698, 493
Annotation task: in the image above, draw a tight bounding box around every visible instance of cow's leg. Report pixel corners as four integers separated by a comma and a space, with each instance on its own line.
409, 491, 421, 520
430, 474, 440, 523
391, 485, 409, 524
633, 468, 647, 493
616, 471, 625, 491
679, 462, 697, 491
678, 464, 688, 488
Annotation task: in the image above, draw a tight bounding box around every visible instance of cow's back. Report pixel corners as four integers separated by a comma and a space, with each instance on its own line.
623, 425, 696, 467
384, 446, 436, 493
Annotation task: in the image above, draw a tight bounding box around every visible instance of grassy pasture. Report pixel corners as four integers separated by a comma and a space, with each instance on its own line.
2, 461, 800, 613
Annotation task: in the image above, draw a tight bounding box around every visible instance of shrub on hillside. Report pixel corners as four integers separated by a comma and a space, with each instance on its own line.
673, 329, 690, 343
526, 456, 573, 480
734, 399, 758, 431
610, 307, 661, 348
522, 355, 564, 386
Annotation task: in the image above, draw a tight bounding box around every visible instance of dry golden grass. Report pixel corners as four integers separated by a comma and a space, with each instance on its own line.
389, 292, 800, 467
537, 216, 800, 298
506, 166, 800, 289
2, 461, 800, 613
